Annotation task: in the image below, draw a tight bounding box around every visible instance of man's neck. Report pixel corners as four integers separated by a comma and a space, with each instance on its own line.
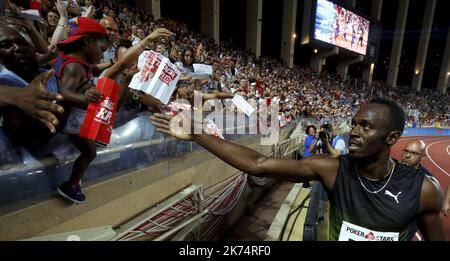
356, 153, 393, 181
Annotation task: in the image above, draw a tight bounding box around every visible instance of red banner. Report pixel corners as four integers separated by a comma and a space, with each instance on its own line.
80, 77, 119, 147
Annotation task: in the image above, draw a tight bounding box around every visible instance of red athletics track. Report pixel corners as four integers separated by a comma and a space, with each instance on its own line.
391, 136, 450, 239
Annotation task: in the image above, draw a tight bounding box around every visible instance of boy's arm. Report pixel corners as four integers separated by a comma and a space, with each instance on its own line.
104, 28, 173, 80
58, 63, 93, 109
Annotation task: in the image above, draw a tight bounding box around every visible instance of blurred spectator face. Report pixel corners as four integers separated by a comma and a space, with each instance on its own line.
85, 0, 94, 6
131, 25, 137, 35
47, 10, 60, 27
109, 10, 117, 18
401, 141, 426, 168
183, 50, 193, 66
137, 28, 145, 39
239, 79, 248, 88
0, 26, 38, 80
101, 18, 119, 43
170, 46, 180, 61
156, 43, 166, 54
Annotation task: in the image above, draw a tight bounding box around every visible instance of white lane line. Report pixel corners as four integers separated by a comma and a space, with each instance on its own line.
426, 140, 450, 177
447, 145, 450, 156
415, 232, 423, 241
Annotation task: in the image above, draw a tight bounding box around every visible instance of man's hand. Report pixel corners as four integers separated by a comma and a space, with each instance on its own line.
15, 70, 64, 134
84, 87, 102, 103
5, 0, 21, 16
443, 200, 450, 217
144, 28, 174, 43
150, 113, 193, 141
56, 0, 68, 21
443, 186, 450, 217
82, 5, 96, 18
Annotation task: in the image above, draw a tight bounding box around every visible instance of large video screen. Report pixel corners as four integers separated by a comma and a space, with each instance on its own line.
314, 0, 370, 55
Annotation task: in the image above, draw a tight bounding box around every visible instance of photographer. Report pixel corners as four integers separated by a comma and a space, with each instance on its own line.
309, 123, 348, 157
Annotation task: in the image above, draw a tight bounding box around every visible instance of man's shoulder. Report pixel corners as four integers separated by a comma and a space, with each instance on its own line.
419, 165, 434, 177
395, 161, 425, 177
0, 67, 28, 87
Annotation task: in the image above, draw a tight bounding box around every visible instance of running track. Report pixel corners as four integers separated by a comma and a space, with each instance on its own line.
391, 136, 450, 239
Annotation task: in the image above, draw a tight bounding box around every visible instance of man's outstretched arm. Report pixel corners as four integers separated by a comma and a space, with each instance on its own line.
150, 113, 338, 188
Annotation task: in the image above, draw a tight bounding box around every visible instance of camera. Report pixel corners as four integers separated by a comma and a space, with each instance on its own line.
319, 131, 328, 139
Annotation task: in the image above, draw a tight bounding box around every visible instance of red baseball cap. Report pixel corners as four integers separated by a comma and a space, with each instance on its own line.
57, 17, 107, 47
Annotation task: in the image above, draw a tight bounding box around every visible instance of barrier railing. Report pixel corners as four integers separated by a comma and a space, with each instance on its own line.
0, 110, 297, 215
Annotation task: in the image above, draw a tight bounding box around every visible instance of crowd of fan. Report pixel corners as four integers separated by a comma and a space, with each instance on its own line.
0, 0, 448, 202
5, 0, 449, 127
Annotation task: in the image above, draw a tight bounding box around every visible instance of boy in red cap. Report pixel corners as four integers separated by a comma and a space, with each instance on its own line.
54, 16, 109, 203
53, 16, 174, 203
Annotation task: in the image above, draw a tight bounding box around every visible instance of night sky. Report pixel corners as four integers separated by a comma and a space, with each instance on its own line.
160, 0, 449, 89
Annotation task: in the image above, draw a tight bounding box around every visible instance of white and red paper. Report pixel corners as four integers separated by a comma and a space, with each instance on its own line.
129, 51, 181, 105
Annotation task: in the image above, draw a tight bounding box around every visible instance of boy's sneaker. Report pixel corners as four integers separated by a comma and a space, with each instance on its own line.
57, 182, 86, 204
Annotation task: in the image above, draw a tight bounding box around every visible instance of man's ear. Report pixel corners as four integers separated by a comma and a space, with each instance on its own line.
386, 131, 402, 146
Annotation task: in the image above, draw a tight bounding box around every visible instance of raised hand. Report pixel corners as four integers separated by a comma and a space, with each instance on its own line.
56, 0, 68, 21
145, 28, 174, 43
82, 5, 96, 18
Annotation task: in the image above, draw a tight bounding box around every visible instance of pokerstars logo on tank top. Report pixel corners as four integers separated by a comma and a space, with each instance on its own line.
338, 221, 399, 241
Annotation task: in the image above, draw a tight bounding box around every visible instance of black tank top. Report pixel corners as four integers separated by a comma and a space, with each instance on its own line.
329, 155, 425, 241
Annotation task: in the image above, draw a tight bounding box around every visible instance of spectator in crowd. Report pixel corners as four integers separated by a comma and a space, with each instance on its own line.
175, 48, 194, 74
0, 26, 64, 145
303, 125, 317, 158
99, 16, 120, 64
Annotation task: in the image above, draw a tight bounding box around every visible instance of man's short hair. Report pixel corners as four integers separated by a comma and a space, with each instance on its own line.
369, 98, 406, 134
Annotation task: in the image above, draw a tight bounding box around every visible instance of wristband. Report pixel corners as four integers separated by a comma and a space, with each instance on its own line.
139, 42, 146, 51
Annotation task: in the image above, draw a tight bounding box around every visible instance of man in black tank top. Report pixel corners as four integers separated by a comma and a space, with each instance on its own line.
151, 98, 446, 241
